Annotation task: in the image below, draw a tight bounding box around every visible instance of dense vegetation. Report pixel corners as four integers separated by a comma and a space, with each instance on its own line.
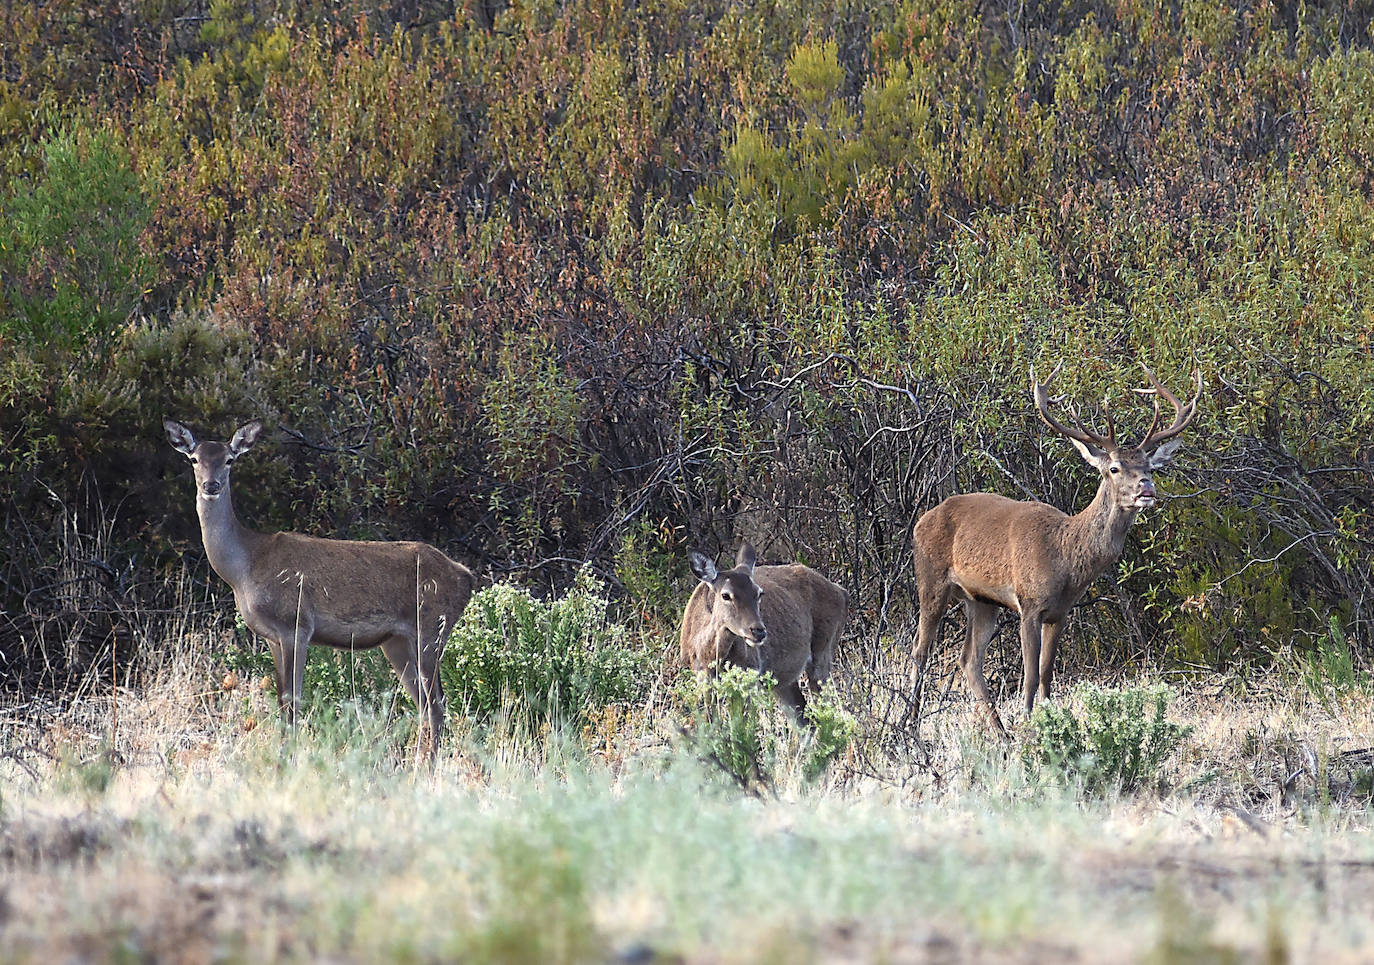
1, 0, 1371, 700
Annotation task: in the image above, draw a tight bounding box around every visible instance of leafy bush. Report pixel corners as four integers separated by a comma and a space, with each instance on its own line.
1025, 683, 1192, 795
1296, 614, 1371, 713
441, 569, 648, 733
678, 668, 856, 787
801, 687, 858, 782
0, 118, 151, 347
683, 666, 779, 789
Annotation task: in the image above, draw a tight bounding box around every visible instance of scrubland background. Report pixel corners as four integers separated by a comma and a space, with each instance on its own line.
1, 1, 1373, 960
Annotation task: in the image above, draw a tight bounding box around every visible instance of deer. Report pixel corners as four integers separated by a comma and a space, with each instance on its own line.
910, 363, 1201, 738
164, 418, 475, 758
680, 542, 848, 720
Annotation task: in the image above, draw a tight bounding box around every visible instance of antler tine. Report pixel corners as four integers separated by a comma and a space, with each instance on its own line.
1138, 392, 1163, 445
1137, 364, 1202, 449
1100, 392, 1118, 449
1030, 362, 1113, 449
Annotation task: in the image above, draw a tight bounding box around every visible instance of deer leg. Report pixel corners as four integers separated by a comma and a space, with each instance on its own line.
808, 627, 836, 692
962, 599, 1007, 738
380, 635, 423, 707
264, 616, 310, 727
1019, 613, 1044, 718
286, 629, 309, 726
776, 680, 808, 724
1038, 620, 1064, 700
417, 625, 447, 757
910, 585, 950, 692
264, 636, 292, 724
381, 635, 443, 759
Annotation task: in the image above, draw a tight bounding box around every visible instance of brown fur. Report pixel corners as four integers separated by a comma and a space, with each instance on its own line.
679, 543, 848, 719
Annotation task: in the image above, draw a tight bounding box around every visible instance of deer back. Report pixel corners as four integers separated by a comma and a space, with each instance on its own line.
239, 533, 474, 648
914, 492, 1081, 610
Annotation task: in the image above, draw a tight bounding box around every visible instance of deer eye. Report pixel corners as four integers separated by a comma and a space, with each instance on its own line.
721, 591, 733, 602
1109, 465, 1121, 474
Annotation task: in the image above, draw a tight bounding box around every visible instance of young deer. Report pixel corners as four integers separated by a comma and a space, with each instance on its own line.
165, 418, 475, 757
911, 364, 1201, 737
679, 542, 848, 719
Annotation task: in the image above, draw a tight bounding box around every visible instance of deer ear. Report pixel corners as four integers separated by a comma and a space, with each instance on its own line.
1148, 437, 1185, 469
687, 550, 719, 584
228, 420, 264, 456
736, 542, 757, 573
164, 419, 198, 457
1068, 435, 1111, 472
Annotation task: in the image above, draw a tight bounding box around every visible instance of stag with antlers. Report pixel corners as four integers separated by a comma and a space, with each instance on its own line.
910, 364, 1202, 737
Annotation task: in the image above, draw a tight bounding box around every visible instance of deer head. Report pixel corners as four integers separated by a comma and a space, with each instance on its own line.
1032, 363, 1201, 513
687, 542, 768, 645
165, 419, 264, 501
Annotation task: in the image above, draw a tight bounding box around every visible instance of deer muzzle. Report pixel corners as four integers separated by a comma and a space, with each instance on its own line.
745, 624, 768, 646
1134, 479, 1157, 508
201, 480, 223, 498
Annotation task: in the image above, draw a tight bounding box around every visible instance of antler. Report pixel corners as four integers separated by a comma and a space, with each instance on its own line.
1031, 362, 1116, 450
1135, 364, 1202, 450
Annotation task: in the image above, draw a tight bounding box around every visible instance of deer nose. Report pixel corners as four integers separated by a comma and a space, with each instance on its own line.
202, 480, 222, 496
748, 624, 767, 644
1139, 479, 1156, 499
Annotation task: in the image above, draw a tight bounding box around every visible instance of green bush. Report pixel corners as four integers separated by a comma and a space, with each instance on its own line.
441, 569, 648, 734
1296, 614, 1371, 713
0, 118, 151, 347
679, 668, 856, 787
683, 666, 779, 789
1025, 683, 1192, 795
801, 687, 858, 782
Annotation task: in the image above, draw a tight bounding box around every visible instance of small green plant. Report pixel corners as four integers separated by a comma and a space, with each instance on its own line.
1025, 683, 1192, 795
1297, 614, 1370, 712
801, 687, 858, 782
441, 569, 648, 735
682, 666, 779, 789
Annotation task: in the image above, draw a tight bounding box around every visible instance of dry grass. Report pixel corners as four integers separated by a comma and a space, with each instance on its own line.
2, 631, 1373, 964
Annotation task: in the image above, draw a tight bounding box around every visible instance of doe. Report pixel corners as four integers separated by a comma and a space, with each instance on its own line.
680, 542, 847, 720
165, 418, 475, 757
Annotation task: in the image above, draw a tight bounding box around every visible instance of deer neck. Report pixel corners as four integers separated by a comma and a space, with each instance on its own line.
195, 488, 261, 588
1064, 480, 1140, 586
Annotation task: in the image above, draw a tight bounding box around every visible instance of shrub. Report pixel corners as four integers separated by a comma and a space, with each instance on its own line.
1296, 614, 1371, 713
683, 666, 779, 789
0, 118, 151, 348
679, 668, 856, 788
441, 569, 648, 734
801, 687, 858, 782
1025, 683, 1192, 795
